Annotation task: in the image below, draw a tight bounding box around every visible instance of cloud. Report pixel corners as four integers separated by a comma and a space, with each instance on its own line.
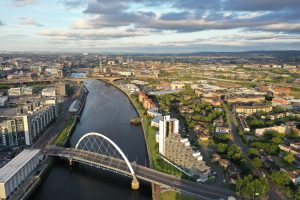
0, 20, 4, 26
225, 0, 300, 11
12, 0, 38, 7
39, 29, 150, 40
73, 0, 300, 34
59, 0, 86, 9
18, 17, 43, 27
159, 11, 193, 21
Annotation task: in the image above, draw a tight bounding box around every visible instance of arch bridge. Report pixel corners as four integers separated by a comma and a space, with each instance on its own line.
42, 132, 236, 200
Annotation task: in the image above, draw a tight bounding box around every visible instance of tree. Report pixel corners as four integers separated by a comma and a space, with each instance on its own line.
283, 153, 295, 164
227, 145, 242, 161
270, 171, 291, 187
252, 157, 263, 168
248, 148, 259, 158
273, 106, 285, 113
295, 186, 300, 200
236, 175, 269, 198
217, 143, 228, 153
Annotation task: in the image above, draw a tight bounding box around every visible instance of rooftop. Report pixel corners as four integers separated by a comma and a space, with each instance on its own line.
0, 149, 41, 183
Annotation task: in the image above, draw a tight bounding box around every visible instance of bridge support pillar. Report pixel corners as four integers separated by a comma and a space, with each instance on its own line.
131, 176, 139, 190
69, 158, 73, 166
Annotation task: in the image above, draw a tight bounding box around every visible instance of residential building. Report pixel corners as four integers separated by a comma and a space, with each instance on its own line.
288, 170, 300, 185
159, 115, 179, 155
0, 100, 58, 146
225, 94, 265, 103
158, 115, 210, 178
237, 115, 250, 132
138, 92, 156, 110
55, 82, 70, 97
255, 125, 287, 137
42, 87, 56, 97
8, 87, 33, 97
147, 107, 161, 118
234, 104, 273, 115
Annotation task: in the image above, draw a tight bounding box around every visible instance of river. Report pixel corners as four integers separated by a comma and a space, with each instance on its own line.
31, 80, 151, 200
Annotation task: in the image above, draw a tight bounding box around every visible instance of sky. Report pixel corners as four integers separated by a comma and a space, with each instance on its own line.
0, 0, 300, 53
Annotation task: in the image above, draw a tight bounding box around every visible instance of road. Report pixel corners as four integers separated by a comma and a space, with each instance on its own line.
224, 104, 285, 200
43, 146, 237, 200
32, 95, 74, 149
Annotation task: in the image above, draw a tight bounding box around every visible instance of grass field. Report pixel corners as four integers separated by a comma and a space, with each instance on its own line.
160, 191, 197, 200
52, 116, 76, 146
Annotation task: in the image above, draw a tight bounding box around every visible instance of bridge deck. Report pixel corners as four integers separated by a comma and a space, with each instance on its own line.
43, 147, 237, 200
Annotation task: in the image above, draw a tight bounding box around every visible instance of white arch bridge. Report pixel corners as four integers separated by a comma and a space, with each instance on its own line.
42, 132, 236, 200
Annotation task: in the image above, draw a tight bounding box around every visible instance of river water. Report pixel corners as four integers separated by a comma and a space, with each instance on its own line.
31, 80, 151, 200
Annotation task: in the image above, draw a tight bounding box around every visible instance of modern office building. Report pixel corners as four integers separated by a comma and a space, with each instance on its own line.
0, 149, 43, 200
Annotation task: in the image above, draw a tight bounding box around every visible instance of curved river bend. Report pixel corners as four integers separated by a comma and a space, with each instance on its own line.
31, 80, 151, 200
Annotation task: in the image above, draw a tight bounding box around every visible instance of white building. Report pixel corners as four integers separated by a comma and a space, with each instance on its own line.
42, 87, 56, 97
0, 149, 43, 200
158, 115, 179, 155
8, 87, 33, 97
0, 96, 8, 107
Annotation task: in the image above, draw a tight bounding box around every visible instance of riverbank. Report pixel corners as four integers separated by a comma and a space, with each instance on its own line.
110, 82, 197, 200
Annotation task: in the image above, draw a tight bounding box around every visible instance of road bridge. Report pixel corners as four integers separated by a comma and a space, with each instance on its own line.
42, 132, 237, 200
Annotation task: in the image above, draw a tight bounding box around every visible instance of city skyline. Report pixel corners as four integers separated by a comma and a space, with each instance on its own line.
1, 0, 300, 53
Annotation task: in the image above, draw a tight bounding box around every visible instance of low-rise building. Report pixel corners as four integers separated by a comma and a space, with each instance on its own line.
138, 92, 155, 110
147, 107, 161, 118
237, 115, 250, 132
255, 125, 287, 137
0, 96, 8, 107
226, 94, 265, 103
215, 127, 231, 134
0, 149, 43, 200
42, 87, 56, 97
288, 170, 300, 185
234, 104, 273, 115
8, 87, 33, 97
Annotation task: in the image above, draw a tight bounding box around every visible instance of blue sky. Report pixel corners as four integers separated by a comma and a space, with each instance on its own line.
1, 0, 300, 53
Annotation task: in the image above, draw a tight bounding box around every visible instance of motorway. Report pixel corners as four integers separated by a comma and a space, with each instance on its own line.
224, 104, 285, 200
42, 146, 237, 200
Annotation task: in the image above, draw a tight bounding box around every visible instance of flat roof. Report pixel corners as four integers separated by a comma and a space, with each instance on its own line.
0, 149, 41, 183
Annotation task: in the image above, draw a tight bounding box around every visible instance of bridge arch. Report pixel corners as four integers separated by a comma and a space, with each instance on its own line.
75, 132, 135, 176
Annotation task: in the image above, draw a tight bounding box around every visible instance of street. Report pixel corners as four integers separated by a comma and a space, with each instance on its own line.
224, 104, 285, 200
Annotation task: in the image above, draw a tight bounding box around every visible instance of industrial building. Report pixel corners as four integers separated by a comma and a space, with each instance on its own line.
0, 149, 43, 200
